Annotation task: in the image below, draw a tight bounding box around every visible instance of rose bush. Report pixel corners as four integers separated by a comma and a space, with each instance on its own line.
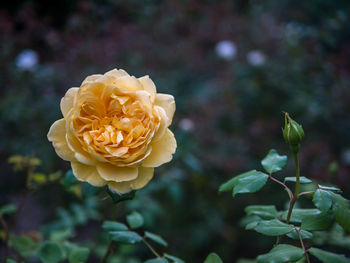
48, 69, 176, 193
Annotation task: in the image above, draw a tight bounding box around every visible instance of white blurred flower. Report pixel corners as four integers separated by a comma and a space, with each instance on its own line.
179, 118, 195, 132
247, 50, 266, 66
16, 49, 38, 71
215, 40, 237, 60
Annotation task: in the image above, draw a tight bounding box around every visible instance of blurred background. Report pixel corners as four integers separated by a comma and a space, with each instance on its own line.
1, 0, 350, 262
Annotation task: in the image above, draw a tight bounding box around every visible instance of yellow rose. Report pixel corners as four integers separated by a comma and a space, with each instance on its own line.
48, 69, 176, 193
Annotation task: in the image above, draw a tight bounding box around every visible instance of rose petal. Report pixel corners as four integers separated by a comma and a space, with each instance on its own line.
142, 129, 176, 167
82, 74, 103, 85
60, 88, 79, 118
115, 75, 143, 91
131, 167, 154, 189
107, 167, 154, 194
47, 119, 76, 162
152, 106, 168, 142
66, 130, 97, 166
97, 163, 138, 182
138, 75, 156, 102
71, 162, 107, 186
155, 94, 175, 126
105, 69, 130, 78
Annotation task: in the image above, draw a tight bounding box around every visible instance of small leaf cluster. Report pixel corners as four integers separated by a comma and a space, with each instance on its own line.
4, 221, 90, 263
8, 154, 63, 190
218, 148, 350, 263
103, 211, 185, 263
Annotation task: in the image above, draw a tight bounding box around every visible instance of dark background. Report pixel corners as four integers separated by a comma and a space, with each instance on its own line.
1, 0, 350, 262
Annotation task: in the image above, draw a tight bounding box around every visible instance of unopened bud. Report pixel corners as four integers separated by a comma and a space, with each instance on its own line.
283, 113, 304, 152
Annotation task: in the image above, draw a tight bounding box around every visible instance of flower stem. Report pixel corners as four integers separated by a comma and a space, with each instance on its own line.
293, 153, 300, 200
275, 152, 301, 246
286, 152, 300, 224
100, 242, 114, 263
296, 228, 311, 263
269, 175, 293, 200
142, 237, 161, 258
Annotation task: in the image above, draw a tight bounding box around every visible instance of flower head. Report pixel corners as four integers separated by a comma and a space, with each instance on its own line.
48, 69, 176, 193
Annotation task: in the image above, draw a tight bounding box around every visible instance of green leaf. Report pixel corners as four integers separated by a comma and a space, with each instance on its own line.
286, 228, 313, 240
49, 229, 72, 242
110, 231, 142, 244
145, 231, 168, 247
281, 208, 321, 223
236, 259, 257, 263
254, 219, 294, 236
9, 235, 37, 257
144, 258, 169, 263
6, 259, 17, 263
68, 246, 90, 263
330, 193, 350, 232
319, 184, 341, 192
204, 253, 223, 263
245, 205, 278, 219
219, 170, 257, 192
126, 211, 144, 229
284, 177, 312, 184
240, 215, 262, 229
261, 149, 287, 174
313, 189, 333, 212
102, 221, 128, 232
38, 242, 65, 263
309, 247, 350, 263
257, 244, 304, 263
301, 212, 333, 231
107, 188, 136, 204
164, 253, 186, 263
233, 170, 269, 197
246, 221, 260, 230
0, 204, 17, 216
219, 176, 238, 192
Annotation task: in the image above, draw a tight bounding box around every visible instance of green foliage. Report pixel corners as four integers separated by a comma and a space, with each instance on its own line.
257, 244, 304, 263
253, 219, 294, 236
144, 259, 169, 263
203, 253, 223, 263
281, 208, 321, 223
219, 115, 350, 262
330, 193, 350, 232
319, 185, 341, 192
107, 188, 136, 204
102, 221, 129, 231
110, 231, 143, 244
300, 211, 333, 231
219, 170, 268, 197
9, 234, 38, 258
309, 247, 350, 263
284, 177, 312, 184
127, 211, 144, 229
38, 241, 65, 263
67, 246, 90, 263
313, 189, 333, 212
244, 205, 278, 220
145, 231, 168, 247
164, 253, 186, 263
261, 149, 287, 174
0, 204, 17, 216
286, 228, 313, 240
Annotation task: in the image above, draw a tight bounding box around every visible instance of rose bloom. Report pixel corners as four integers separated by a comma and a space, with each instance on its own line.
48, 69, 176, 193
